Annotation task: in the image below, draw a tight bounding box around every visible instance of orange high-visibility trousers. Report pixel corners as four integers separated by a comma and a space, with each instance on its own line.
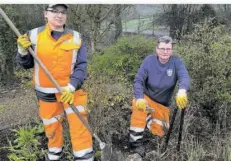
39, 89, 93, 161
130, 95, 169, 147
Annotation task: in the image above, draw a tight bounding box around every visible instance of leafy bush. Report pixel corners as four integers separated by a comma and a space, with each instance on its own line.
85, 35, 156, 150
86, 26, 231, 160
88, 35, 156, 82
175, 20, 231, 124
86, 35, 156, 121
0, 5, 44, 84
5, 121, 45, 161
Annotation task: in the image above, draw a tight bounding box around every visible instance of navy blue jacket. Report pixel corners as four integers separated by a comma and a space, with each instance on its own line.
134, 54, 190, 106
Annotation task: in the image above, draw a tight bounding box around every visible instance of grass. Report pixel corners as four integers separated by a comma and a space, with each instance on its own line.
0, 104, 17, 113
4, 31, 230, 160
122, 18, 162, 31
185, 138, 205, 161
123, 18, 152, 31
0, 104, 5, 113
3, 109, 231, 161
101, 17, 160, 33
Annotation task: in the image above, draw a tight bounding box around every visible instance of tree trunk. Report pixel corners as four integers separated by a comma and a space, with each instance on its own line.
114, 5, 122, 41
168, 5, 185, 40
169, 4, 178, 39
91, 39, 96, 53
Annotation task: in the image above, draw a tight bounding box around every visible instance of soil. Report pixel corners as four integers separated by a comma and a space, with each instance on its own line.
0, 83, 157, 161
0, 84, 38, 130
0, 128, 14, 161
0, 83, 38, 161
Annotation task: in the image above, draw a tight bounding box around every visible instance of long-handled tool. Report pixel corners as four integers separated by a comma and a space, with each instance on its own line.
0, 7, 106, 150
162, 107, 178, 152
162, 107, 186, 153
176, 108, 185, 151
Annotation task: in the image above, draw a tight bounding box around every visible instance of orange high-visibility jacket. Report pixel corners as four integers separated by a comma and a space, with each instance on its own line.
26, 24, 83, 93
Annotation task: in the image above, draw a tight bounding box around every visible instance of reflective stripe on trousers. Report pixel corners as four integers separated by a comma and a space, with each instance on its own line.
129, 126, 145, 143
47, 147, 63, 160
73, 147, 94, 161
38, 89, 93, 160
130, 95, 170, 142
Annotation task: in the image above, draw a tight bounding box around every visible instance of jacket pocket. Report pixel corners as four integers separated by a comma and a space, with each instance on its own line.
59, 42, 81, 51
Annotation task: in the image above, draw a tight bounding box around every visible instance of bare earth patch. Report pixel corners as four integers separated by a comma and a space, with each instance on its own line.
0, 85, 38, 131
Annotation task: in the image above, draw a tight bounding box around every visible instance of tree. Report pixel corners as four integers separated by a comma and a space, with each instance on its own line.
68, 4, 130, 53
156, 4, 217, 39
114, 5, 123, 41
0, 4, 44, 84
0, 4, 130, 83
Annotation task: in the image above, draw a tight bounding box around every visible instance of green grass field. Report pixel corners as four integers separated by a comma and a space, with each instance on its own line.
122, 18, 160, 31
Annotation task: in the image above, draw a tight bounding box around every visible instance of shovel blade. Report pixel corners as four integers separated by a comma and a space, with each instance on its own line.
101, 144, 112, 161
101, 144, 126, 161
126, 153, 143, 161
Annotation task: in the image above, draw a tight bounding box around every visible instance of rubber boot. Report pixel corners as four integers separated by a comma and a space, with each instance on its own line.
130, 145, 146, 157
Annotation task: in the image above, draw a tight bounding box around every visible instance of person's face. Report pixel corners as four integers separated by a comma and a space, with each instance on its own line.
156, 42, 173, 61
44, 5, 67, 29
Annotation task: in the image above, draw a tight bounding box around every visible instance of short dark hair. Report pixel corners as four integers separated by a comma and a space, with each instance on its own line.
46, 4, 68, 11
158, 36, 173, 44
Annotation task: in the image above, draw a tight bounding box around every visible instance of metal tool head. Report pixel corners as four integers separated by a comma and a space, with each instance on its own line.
100, 142, 106, 150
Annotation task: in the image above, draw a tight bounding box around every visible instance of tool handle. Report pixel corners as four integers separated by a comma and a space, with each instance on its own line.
0, 8, 21, 36
162, 107, 178, 152
177, 108, 185, 151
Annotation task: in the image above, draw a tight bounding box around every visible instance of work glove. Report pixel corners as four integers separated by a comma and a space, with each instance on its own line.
60, 84, 75, 104
176, 89, 188, 109
136, 98, 147, 111
17, 34, 32, 56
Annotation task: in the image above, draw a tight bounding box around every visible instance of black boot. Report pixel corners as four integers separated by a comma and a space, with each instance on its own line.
130, 145, 146, 157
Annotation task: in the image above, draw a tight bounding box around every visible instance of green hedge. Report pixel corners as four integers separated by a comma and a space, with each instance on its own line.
175, 22, 231, 123
88, 35, 156, 83
87, 24, 231, 125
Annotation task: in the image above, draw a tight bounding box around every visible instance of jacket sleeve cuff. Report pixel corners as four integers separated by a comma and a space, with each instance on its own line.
70, 79, 82, 90
179, 86, 189, 93
17, 53, 31, 59
67, 83, 75, 92
134, 94, 144, 100
18, 45, 28, 56
178, 89, 186, 93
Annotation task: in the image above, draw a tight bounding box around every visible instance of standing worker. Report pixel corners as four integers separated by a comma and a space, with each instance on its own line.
16, 4, 94, 161
129, 36, 190, 157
